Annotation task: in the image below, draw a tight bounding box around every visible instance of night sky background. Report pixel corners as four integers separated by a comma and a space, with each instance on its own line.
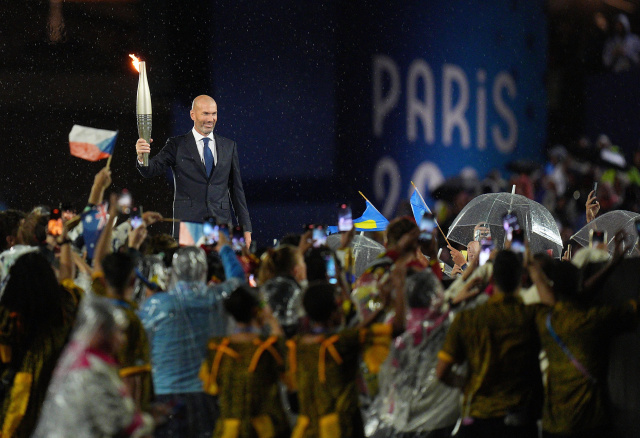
1, 0, 638, 244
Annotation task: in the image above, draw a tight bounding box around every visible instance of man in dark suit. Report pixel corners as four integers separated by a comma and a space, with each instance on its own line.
135, 95, 252, 247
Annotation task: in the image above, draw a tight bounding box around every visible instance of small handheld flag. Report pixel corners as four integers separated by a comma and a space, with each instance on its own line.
353, 192, 389, 231
410, 181, 450, 245
82, 203, 109, 260
410, 189, 431, 226
69, 125, 118, 162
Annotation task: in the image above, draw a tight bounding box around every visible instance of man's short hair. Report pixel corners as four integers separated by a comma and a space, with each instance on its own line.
224, 285, 260, 324
102, 252, 135, 294
492, 250, 523, 294
543, 260, 579, 302
386, 216, 418, 247
302, 281, 338, 323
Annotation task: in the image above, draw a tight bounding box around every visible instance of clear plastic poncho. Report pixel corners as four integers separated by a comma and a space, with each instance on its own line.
33, 294, 154, 437
138, 246, 229, 395
365, 270, 461, 436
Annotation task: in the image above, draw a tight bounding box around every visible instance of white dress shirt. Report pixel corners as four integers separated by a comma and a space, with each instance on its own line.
192, 128, 217, 166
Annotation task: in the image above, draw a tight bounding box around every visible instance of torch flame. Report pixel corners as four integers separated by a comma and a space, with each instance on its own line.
129, 54, 141, 73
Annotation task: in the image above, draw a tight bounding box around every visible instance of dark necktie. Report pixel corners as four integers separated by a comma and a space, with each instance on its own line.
203, 137, 214, 176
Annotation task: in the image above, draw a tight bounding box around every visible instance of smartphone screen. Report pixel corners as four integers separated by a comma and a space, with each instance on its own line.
474, 223, 491, 242
338, 204, 353, 232
313, 226, 327, 247
232, 226, 245, 252
419, 213, 436, 243
479, 238, 494, 266
325, 253, 337, 284
130, 206, 143, 229
510, 229, 525, 253
203, 220, 219, 245
589, 229, 606, 248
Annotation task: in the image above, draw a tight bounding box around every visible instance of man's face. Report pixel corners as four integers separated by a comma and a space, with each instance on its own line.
190, 100, 218, 136
467, 241, 480, 263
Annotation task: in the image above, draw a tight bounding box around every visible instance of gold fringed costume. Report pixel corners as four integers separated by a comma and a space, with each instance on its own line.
200, 335, 290, 438
0, 281, 81, 438
287, 324, 392, 438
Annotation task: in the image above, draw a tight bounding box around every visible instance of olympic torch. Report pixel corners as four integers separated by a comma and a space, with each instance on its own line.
130, 54, 152, 166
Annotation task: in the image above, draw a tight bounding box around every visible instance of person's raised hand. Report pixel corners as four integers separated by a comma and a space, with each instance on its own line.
448, 245, 467, 267
142, 211, 163, 226
244, 231, 252, 249
128, 223, 148, 250
612, 230, 626, 263
451, 276, 484, 304
135, 138, 152, 162
424, 236, 439, 259
397, 228, 420, 256
461, 254, 479, 281
586, 190, 600, 224
214, 228, 230, 252
94, 167, 112, 191
339, 227, 356, 250
562, 244, 572, 262
451, 264, 463, 277
298, 230, 314, 255
108, 192, 118, 217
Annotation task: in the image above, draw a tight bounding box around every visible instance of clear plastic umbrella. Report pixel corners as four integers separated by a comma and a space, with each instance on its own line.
326, 234, 385, 278
446, 192, 563, 257
570, 210, 640, 256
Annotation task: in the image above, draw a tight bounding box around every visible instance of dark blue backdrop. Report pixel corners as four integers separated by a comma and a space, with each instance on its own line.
170, 0, 547, 245
336, 0, 548, 217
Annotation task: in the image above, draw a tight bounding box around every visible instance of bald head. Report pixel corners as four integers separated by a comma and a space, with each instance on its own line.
191, 95, 216, 110
190, 95, 218, 136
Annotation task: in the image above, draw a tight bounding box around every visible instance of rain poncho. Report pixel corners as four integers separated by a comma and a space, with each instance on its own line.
138, 246, 243, 394
260, 276, 304, 338
33, 295, 154, 438
366, 270, 460, 436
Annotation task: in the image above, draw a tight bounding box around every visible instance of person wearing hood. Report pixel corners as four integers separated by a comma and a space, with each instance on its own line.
138, 242, 245, 438
603, 14, 640, 72
258, 244, 308, 338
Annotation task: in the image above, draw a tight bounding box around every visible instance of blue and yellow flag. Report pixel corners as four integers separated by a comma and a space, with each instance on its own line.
354, 199, 389, 231
410, 189, 432, 225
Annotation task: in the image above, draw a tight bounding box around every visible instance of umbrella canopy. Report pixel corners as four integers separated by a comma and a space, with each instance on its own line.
446, 192, 563, 257
570, 210, 640, 256
326, 234, 385, 278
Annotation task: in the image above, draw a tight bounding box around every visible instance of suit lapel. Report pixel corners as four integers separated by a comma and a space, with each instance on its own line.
213, 133, 223, 169
186, 131, 207, 179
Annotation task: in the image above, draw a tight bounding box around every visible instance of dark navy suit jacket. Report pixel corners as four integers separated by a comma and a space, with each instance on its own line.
137, 131, 252, 236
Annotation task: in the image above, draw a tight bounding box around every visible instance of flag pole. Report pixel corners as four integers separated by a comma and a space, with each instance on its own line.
106, 155, 113, 170
410, 181, 450, 246
358, 191, 369, 203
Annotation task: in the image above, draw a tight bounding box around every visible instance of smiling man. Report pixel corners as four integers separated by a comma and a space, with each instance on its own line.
135, 95, 252, 246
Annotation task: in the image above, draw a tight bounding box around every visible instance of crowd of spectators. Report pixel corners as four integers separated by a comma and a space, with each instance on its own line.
0, 157, 638, 438
411, 132, 640, 257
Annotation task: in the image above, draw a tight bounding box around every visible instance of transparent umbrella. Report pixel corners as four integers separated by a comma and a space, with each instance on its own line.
571, 210, 640, 256
326, 234, 385, 278
446, 192, 563, 257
